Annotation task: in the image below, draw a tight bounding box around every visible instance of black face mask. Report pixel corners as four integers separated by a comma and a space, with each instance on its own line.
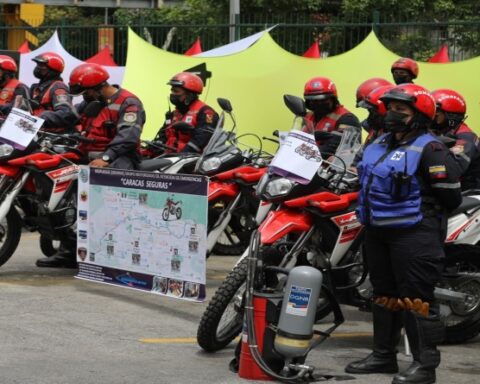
169, 93, 184, 107
431, 119, 449, 134
384, 110, 411, 133
33, 66, 46, 80
366, 110, 384, 131
393, 74, 411, 85
306, 100, 333, 117
83, 93, 96, 103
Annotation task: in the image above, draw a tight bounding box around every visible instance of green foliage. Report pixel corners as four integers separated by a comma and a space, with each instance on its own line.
37, 1, 480, 61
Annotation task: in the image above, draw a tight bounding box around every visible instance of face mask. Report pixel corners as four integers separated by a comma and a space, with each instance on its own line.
83, 93, 96, 103
393, 74, 411, 85
384, 110, 411, 133
366, 110, 384, 131
306, 100, 332, 116
33, 66, 46, 80
169, 93, 184, 107
431, 119, 449, 134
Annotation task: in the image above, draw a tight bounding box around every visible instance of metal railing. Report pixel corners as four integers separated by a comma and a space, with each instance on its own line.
0, 18, 479, 65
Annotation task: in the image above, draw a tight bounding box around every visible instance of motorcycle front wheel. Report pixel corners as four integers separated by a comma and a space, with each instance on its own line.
0, 208, 22, 267
162, 208, 169, 221
196, 258, 247, 352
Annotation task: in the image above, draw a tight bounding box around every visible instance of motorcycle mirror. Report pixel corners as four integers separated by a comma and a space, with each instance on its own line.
83, 101, 104, 118
283, 94, 307, 117
217, 98, 233, 113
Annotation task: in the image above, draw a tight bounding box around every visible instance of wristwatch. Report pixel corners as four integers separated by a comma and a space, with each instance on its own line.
102, 154, 111, 163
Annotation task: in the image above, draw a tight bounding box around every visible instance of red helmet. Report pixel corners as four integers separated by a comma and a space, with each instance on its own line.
391, 57, 419, 79
167, 72, 203, 94
431, 89, 466, 115
304, 77, 337, 100
380, 84, 436, 120
0, 55, 17, 73
360, 85, 396, 116
355, 78, 392, 105
69, 63, 110, 94
32, 52, 64, 73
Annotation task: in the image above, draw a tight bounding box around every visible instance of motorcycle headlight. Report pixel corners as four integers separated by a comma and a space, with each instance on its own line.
200, 157, 222, 173
265, 178, 293, 198
0, 143, 14, 157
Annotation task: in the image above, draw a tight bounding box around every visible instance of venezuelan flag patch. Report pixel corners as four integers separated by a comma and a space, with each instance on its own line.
429, 165, 447, 179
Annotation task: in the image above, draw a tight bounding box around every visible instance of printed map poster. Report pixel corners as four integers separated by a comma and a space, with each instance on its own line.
76, 166, 208, 302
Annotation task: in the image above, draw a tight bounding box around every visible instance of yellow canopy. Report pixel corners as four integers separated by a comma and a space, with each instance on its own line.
122, 28, 480, 144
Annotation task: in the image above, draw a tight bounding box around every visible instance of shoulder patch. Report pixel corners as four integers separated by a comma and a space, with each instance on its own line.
205, 112, 213, 124
56, 94, 69, 103
429, 165, 447, 179
123, 112, 137, 123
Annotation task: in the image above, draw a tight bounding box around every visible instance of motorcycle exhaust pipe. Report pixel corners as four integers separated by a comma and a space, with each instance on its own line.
434, 286, 468, 303
0, 172, 30, 222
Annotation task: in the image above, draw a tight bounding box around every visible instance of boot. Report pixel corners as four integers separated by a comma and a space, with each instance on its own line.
345, 302, 403, 374
36, 239, 77, 268
392, 310, 444, 384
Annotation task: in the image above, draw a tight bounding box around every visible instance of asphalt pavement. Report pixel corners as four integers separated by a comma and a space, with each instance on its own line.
0, 232, 479, 384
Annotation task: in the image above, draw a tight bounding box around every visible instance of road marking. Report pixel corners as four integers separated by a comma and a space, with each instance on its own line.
139, 332, 372, 344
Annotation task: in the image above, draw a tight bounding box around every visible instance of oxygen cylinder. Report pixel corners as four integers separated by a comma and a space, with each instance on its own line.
274, 266, 323, 359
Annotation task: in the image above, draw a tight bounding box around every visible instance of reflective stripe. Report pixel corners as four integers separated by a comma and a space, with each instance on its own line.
431, 182, 461, 189
371, 215, 420, 226
457, 152, 471, 163
186, 142, 201, 152
405, 145, 424, 153
108, 104, 121, 111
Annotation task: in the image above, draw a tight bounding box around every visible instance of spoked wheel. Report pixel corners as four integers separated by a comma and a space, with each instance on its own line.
162, 208, 169, 221
197, 259, 247, 352
439, 245, 480, 344
176, 207, 182, 220
0, 208, 22, 267
212, 213, 255, 256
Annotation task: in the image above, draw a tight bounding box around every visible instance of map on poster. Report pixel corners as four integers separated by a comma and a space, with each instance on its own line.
76, 166, 208, 302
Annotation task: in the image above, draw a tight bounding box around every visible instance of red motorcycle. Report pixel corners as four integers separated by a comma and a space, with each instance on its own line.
197, 97, 480, 353
0, 133, 87, 266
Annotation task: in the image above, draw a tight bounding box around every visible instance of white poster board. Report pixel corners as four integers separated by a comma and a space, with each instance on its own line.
0, 108, 44, 149
269, 130, 322, 184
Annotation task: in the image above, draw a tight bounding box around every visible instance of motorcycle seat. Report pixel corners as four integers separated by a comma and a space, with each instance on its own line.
138, 158, 173, 171
449, 196, 480, 217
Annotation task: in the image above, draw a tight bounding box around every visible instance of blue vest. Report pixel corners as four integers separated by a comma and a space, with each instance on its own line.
357, 133, 439, 228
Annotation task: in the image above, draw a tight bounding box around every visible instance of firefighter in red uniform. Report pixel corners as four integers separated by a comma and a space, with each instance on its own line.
302, 76, 360, 155
154, 72, 218, 154
68, 62, 145, 170
30, 52, 78, 132
431, 88, 480, 190
391, 57, 419, 85
35, 63, 145, 269
0, 55, 30, 117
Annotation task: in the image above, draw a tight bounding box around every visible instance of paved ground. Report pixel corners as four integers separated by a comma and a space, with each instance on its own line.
0, 232, 479, 384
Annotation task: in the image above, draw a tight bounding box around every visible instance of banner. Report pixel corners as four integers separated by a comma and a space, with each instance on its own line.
76, 166, 208, 302
269, 131, 322, 184
0, 108, 43, 149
